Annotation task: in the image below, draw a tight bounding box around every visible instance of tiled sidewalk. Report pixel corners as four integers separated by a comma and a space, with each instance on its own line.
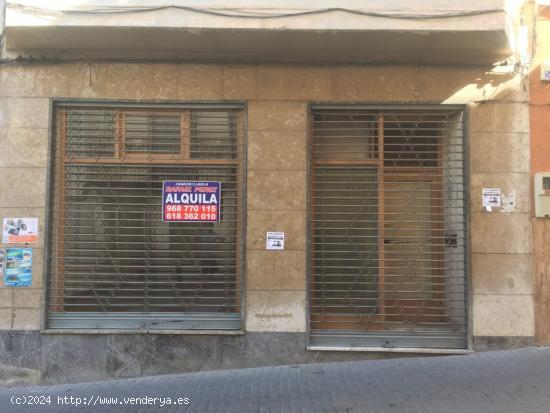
1, 347, 550, 412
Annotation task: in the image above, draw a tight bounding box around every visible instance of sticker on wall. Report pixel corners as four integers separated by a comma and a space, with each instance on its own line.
501, 190, 517, 213
482, 188, 501, 212
162, 181, 221, 222
266, 232, 285, 250
0, 249, 4, 279
2, 218, 39, 243
4, 248, 32, 287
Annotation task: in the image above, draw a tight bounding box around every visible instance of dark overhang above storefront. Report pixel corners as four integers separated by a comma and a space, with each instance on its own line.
3, 0, 525, 65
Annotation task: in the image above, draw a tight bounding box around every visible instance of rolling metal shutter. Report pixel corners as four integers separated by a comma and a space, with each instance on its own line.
309, 105, 468, 349
46, 103, 245, 330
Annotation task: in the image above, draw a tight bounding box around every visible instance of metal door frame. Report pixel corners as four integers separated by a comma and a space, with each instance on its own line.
306, 102, 471, 353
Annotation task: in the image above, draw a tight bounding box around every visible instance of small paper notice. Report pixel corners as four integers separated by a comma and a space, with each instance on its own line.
2, 218, 39, 243
266, 232, 285, 250
482, 188, 501, 212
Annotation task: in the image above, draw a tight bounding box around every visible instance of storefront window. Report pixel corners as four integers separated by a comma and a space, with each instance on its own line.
47, 103, 245, 330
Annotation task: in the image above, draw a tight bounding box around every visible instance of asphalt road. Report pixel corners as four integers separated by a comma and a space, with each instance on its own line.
1, 347, 550, 413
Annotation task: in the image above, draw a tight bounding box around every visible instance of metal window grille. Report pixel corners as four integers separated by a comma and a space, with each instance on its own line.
309, 105, 467, 349
47, 103, 245, 330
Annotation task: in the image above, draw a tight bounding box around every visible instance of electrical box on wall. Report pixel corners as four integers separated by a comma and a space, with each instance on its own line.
535, 173, 550, 217
542, 60, 550, 82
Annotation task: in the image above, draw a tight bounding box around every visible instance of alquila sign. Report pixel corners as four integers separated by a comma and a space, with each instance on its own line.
162, 181, 221, 222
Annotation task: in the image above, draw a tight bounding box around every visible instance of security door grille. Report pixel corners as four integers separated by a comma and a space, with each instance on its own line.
47, 103, 245, 330
309, 105, 467, 349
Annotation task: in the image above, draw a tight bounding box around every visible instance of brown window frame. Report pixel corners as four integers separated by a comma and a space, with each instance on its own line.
47, 103, 245, 330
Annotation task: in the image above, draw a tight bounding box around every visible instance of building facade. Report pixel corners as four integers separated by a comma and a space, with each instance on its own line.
0, 0, 539, 384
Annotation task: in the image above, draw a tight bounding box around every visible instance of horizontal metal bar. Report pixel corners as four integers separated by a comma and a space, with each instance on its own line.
54, 235, 240, 241
312, 304, 465, 311
309, 318, 467, 324
312, 104, 464, 111
55, 287, 236, 292
52, 263, 238, 268
55, 274, 238, 279
47, 312, 241, 330
312, 279, 462, 284
52, 301, 240, 307
52, 256, 235, 273
313, 118, 462, 123
58, 256, 238, 262
50, 238, 239, 244
60, 279, 238, 284
56, 101, 245, 110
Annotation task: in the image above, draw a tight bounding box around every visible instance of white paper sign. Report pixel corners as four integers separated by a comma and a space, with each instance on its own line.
266, 232, 285, 250
2, 218, 39, 244
482, 188, 501, 212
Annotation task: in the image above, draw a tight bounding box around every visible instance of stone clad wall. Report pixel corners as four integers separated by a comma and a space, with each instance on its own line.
470, 101, 533, 342
246, 100, 308, 333
0, 62, 534, 381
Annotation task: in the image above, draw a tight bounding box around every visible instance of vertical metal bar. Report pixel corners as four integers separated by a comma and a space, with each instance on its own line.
239, 104, 248, 331
463, 106, 473, 351
432, 120, 446, 310
306, 102, 313, 347
52, 108, 66, 312
116, 111, 124, 159
181, 111, 191, 160
377, 112, 385, 324
234, 111, 243, 315
41, 99, 56, 330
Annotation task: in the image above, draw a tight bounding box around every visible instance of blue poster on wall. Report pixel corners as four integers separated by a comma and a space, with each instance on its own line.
4, 248, 32, 287
162, 181, 221, 223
